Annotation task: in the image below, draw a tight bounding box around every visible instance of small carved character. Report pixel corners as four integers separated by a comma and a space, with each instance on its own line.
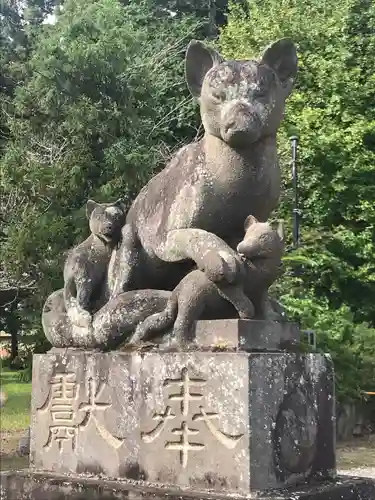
129, 216, 284, 346
63, 199, 126, 326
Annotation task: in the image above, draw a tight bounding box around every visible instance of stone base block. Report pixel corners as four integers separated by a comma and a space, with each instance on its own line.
30, 347, 335, 494
2, 470, 375, 500
192, 319, 300, 351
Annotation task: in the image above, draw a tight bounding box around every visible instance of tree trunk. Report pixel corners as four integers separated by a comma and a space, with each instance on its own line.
5, 309, 19, 361
208, 0, 217, 38
11, 327, 18, 360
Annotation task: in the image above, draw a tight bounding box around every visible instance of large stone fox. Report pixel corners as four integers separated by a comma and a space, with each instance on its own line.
42, 38, 297, 350
108, 39, 297, 297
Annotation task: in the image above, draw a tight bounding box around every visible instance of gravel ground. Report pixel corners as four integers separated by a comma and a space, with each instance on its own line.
338, 467, 375, 479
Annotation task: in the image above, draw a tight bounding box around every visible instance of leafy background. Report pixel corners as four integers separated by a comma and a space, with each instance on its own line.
1, 0, 374, 403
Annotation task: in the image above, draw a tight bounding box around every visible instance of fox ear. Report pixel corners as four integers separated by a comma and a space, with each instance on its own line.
244, 215, 258, 232
185, 40, 224, 98
86, 199, 99, 219
262, 38, 297, 95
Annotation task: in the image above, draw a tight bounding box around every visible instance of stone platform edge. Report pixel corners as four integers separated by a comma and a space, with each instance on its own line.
1, 470, 375, 500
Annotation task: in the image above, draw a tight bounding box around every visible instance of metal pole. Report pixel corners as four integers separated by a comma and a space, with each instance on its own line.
290, 135, 299, 249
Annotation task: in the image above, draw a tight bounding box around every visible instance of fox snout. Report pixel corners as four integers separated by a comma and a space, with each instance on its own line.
101, 222, 115, 235
100, 219, 123, 238
220, 99, 264, 145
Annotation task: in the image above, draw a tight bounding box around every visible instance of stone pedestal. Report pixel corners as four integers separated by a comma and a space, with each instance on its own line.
2, 470, 375, 500
29, 320, 336, 495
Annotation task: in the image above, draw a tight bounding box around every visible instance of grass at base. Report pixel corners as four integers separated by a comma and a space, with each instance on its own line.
0, 367, 32, 432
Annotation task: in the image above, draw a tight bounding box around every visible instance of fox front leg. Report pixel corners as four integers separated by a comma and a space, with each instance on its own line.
216, 284, 255, 319
108, 223, 140, 296
155, 228, 245, 284
65, 280, 93, 328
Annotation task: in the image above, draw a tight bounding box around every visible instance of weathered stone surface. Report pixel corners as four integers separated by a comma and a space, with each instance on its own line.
129, 218, 285, 346
2, 470, 375, 500
18, 427, 30, 456
42, 220, 288, 350
30, 348, 335, 494
63, 199, 126, 317
192, 319, 300, 351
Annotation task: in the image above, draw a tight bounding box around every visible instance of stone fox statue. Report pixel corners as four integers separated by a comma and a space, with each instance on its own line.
42, 38, 297, 350
129, 216, 285, 345
109, 38, 297, 297
63, 199, 126, 324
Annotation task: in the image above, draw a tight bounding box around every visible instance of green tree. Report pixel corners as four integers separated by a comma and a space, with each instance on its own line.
221, 0, 375, 400
1, 1, 62, 346
0, 0, 202, 337
129, 0, 230, 36
1, 0, 60, 148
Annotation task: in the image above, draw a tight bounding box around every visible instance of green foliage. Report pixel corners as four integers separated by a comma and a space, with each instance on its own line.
221, 0, 375, 401
1, 0, 374, 405
143, 0, 230, 35
273, 249, 375, 402
1, 0, 202, 338
18, 364, 33, 383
